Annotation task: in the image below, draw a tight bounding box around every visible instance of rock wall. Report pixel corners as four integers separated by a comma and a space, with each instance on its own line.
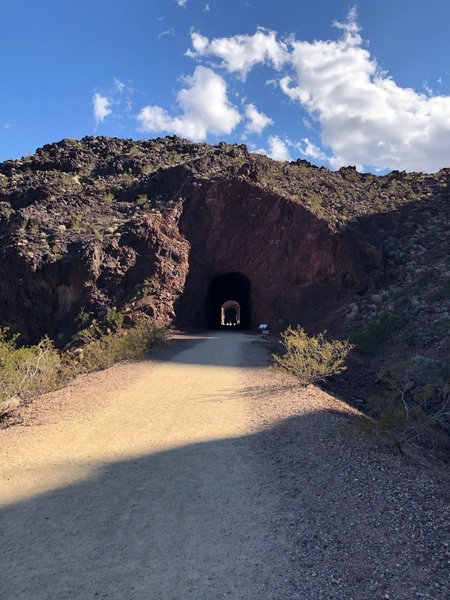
176, 179, 382, 331
5, 134, 449, 347
0, 209, 189, 343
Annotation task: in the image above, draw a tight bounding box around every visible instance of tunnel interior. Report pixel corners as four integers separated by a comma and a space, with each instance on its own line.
221, 300, 240, 326
206, 273, 251, 330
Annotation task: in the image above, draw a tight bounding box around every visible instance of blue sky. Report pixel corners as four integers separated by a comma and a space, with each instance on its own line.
2, 0, 450, 172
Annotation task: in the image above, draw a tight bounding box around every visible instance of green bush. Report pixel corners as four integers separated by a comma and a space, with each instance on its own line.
360, 362, 450, 451
349, 313, 397, 354
273, 326, 353, 386
136, 194, 149, 206
77, 307, 90, 326
0, 321, 168, 418
103, 192, 115, 203
76, 319, 168, 374
0, 329, 64, 416
104, 307, 125, 331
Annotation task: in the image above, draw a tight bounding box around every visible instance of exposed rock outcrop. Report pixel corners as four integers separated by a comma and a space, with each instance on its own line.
0, 136, 449, 370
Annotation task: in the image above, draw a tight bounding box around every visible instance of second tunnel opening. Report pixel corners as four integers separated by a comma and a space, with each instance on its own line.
206, 273, 252, 330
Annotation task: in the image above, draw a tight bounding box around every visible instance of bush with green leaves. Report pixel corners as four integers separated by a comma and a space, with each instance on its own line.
273, 326, 353, 386
104, 307, 125, 331
76, 319, 168, 374
360, 362, 450, 451
349, 313, 397, 354
0, 320, 168, 418
0, 329, 65, 416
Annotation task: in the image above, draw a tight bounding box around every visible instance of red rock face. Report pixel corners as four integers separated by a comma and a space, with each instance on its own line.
0, 178, 381, 343
0, 136, 389, 343
0, 208, 190, 344
175, 179, 382, 332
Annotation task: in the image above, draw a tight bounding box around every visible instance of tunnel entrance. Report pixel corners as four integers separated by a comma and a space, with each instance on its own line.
206, 273, 251, 330
221, 300, 240, 326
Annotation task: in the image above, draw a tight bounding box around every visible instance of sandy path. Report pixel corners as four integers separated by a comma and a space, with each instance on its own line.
0, 332, 290, 600
1, 332, 449, 600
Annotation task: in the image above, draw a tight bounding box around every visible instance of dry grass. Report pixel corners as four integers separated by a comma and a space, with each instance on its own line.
0, 321, 168, 418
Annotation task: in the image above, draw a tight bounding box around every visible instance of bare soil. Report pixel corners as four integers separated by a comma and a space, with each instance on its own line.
1, 332, 449, 599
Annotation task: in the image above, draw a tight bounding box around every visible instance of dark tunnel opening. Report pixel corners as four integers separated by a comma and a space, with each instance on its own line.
206, 273, 252, 330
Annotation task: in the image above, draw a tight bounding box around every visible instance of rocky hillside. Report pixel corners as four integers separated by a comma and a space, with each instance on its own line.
0, 136, 449, 374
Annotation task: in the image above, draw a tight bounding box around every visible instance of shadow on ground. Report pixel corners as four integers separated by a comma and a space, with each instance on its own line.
150, 330, 270, 369
2, 408, 449, 600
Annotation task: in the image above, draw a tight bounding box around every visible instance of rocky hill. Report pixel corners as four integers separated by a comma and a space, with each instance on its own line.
0, 136, 449, 378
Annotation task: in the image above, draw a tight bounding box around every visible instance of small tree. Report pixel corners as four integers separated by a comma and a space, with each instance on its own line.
273, 326, 353, 386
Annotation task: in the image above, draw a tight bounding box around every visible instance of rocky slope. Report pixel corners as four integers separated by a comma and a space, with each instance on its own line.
0, 136, 449, 375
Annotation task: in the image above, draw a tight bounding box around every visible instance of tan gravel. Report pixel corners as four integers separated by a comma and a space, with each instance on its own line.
1, 331, 449, 600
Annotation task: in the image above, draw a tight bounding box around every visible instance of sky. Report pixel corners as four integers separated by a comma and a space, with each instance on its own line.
2, 0, 450, 173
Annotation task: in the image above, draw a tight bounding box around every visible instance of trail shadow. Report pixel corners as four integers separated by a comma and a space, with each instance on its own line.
1, 421, 290, 600
2, 411, 448, 600
150, 331, 269, 369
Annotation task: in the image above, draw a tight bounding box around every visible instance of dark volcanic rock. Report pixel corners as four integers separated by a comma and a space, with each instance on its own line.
176, 178, 381, 331
0, 135, 449, 361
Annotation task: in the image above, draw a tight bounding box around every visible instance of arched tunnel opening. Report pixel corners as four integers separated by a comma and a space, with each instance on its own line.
206, 273, 251, 330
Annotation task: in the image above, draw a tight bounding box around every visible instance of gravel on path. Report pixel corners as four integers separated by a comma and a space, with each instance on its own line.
1, 331, 448, 600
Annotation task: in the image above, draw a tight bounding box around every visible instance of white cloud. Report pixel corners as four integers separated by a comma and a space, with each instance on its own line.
332, 5, 360, 36
137, 66, 241, 141
158, 28, 175, 39
176, 0, 187, 7
252, 148, 267, 155
203, 3, 210, 11
184, 9, 450, 172
113, 78, 126, 93
186, 29, 289, 79
267, 135, 291, 161
92, 93, 112, 123
244, 103, 273, 134
279, 9, 450, 172
296, 138, 328, 162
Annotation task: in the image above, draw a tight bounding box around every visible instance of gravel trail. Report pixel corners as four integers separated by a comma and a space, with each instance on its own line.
1, 331, 448, 600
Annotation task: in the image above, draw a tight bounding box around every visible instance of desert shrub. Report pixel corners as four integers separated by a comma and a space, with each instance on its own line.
77, 307, 90, 326
104, 307, 125, 331
103, 192, 115, 203
273, 326, 353, 386
0, 203, 13, 219
0, 329, 64, 416
310, 193, 322, 211
360, 362, 450, 451
77, 319, 168, 374
349, 313, 397, 354
0, 321, 168, 418
136, 194, 149, 205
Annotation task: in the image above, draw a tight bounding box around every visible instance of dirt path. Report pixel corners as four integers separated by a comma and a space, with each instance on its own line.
1, 332, 449, 600
1, 332, 292, 599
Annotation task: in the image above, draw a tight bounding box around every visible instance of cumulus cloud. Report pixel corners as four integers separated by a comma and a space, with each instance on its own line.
186, 29, 289, 79
92, 93, 112, 123
244, 103, 273, 134
297, 138, 328, 162
267, 135, 291, 161
184, 9, 450, 172
279, 9, 450, 171
137, 66, 241, 141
